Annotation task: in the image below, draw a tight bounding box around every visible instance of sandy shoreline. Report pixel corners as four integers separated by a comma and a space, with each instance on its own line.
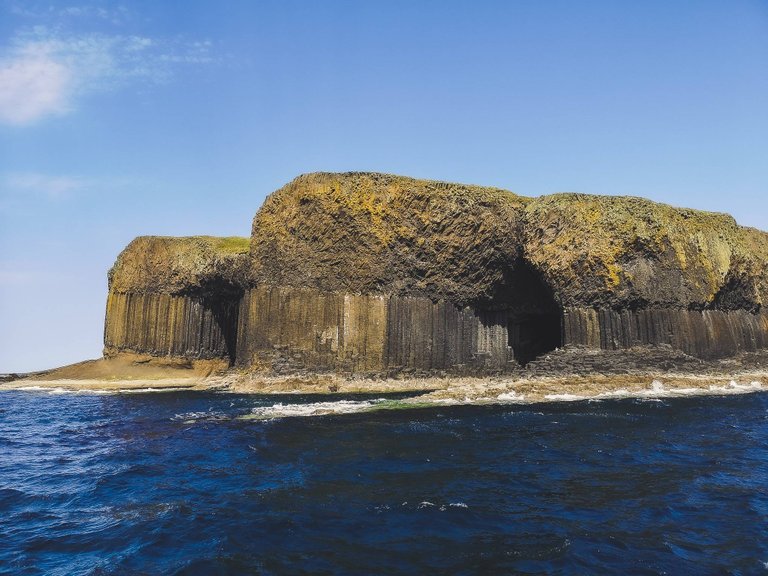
2, 368, 767, 408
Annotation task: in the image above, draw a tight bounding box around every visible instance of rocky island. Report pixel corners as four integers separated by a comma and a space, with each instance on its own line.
7, 172, 768, 403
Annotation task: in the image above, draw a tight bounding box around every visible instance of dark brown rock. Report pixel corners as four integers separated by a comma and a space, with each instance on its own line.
103, 172, 768, 373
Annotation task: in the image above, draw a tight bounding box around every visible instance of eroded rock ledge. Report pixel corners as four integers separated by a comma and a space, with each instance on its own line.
103, 172, 768, 376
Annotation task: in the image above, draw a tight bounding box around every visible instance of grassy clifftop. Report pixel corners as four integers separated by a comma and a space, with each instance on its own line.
108, 236, 249, 296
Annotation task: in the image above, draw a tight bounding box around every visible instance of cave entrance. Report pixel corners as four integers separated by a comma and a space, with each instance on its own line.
196, 279, 244, 366
501, 259, 563, 366
508, 313, 562, 366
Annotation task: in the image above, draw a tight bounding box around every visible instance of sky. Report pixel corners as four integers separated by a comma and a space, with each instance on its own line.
0, 0, 766, 372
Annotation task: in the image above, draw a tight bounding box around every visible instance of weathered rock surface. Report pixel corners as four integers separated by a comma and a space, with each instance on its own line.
249, 172, 528, 306
109, 236, 249, 297
250, 173, 768, 311
103, 172, 768, 374
104, 236, 249, 361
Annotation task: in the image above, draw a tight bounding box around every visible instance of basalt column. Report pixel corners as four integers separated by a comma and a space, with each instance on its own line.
235, 287, 511, 374
104, 236, 249, 363
104, 290, 241, 361
562, 307, 768, 359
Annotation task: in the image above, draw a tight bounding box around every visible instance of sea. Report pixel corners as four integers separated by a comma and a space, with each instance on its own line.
1, 388, 767, 575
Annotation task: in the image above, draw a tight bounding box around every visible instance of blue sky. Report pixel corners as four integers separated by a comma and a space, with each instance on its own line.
1, 0, 766, 372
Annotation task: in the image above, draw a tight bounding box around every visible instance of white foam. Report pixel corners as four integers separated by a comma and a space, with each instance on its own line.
11, 385, 192, 395
595, 388, 631, 398
430, 398, 461, 405
537, 379, 764, 403
589, 379, 765, 401
118, 387, 191, 394
15, 386, 115, 395
497, 391, 525, 402
172, 411, 230, 423
544, 393, 587, 401
246, 399, 383, 420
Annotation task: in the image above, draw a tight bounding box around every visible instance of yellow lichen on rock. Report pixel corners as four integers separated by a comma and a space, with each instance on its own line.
249, 173, 768, 311
102, 172, 768, 370
250, 172, 529, 305
523, 193, 742, 307
109, 235, 249, 295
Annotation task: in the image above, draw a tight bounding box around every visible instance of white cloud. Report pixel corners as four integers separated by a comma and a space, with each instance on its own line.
0, 41, 73, 124
4, 172, 87, 198
0, 25, 217, 125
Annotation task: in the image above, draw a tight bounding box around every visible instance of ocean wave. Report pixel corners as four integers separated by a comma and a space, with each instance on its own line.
14, 386, 115, 395
564, 380, 765, 403
497, 391, 525, 402
172, 411, 232, 423
543, 393, 587, 402
10, 385, 195, 395
243, 399, 385, 420
398, 501, 470, 512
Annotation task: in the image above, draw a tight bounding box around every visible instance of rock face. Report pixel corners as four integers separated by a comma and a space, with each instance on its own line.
104, 236, 249, 362
103, 173, 768, 373
249, 172, 527, 305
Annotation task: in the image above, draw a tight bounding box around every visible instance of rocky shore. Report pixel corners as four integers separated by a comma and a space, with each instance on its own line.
3, 350, 766, 408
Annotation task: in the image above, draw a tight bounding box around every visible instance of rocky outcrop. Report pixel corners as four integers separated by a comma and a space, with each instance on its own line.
104, 236, 249, 362
249, 172, 528, 306
104, 172, 768, 374
250, 173, 768, 311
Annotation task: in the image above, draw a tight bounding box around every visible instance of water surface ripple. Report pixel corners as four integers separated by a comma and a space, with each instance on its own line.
1, 390, 767, 575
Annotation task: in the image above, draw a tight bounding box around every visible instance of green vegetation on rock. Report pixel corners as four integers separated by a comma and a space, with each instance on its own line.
109, 235, 250, 295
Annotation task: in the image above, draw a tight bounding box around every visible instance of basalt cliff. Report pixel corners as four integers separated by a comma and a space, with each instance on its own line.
104, 172, 768, 377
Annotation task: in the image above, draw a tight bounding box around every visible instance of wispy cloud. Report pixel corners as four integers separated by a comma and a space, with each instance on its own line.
0, 39, 73, 124
0, 12, 217, 125
3, 172, 88, 198
8, 3, 131, 25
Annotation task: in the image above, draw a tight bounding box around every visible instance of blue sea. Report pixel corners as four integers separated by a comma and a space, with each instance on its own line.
1, 389, 767, 575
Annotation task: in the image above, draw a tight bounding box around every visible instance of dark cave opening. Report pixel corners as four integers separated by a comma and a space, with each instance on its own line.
187, 278, 244, 365
205, 298, 240, 365
508, 313, 563, 366
500, 259, 563, 366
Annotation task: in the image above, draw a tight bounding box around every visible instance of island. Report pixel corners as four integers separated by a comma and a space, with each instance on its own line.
7, 172, 768, 402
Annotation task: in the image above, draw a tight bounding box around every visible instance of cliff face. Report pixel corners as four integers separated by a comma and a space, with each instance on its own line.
250, 173, 768, 311
235, 287, 510, 375
249, 172, 529, 306
109, 236, 249, 297
523, 193, 768, 310
104, 236, 249, 362
104, 172, 768, 373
